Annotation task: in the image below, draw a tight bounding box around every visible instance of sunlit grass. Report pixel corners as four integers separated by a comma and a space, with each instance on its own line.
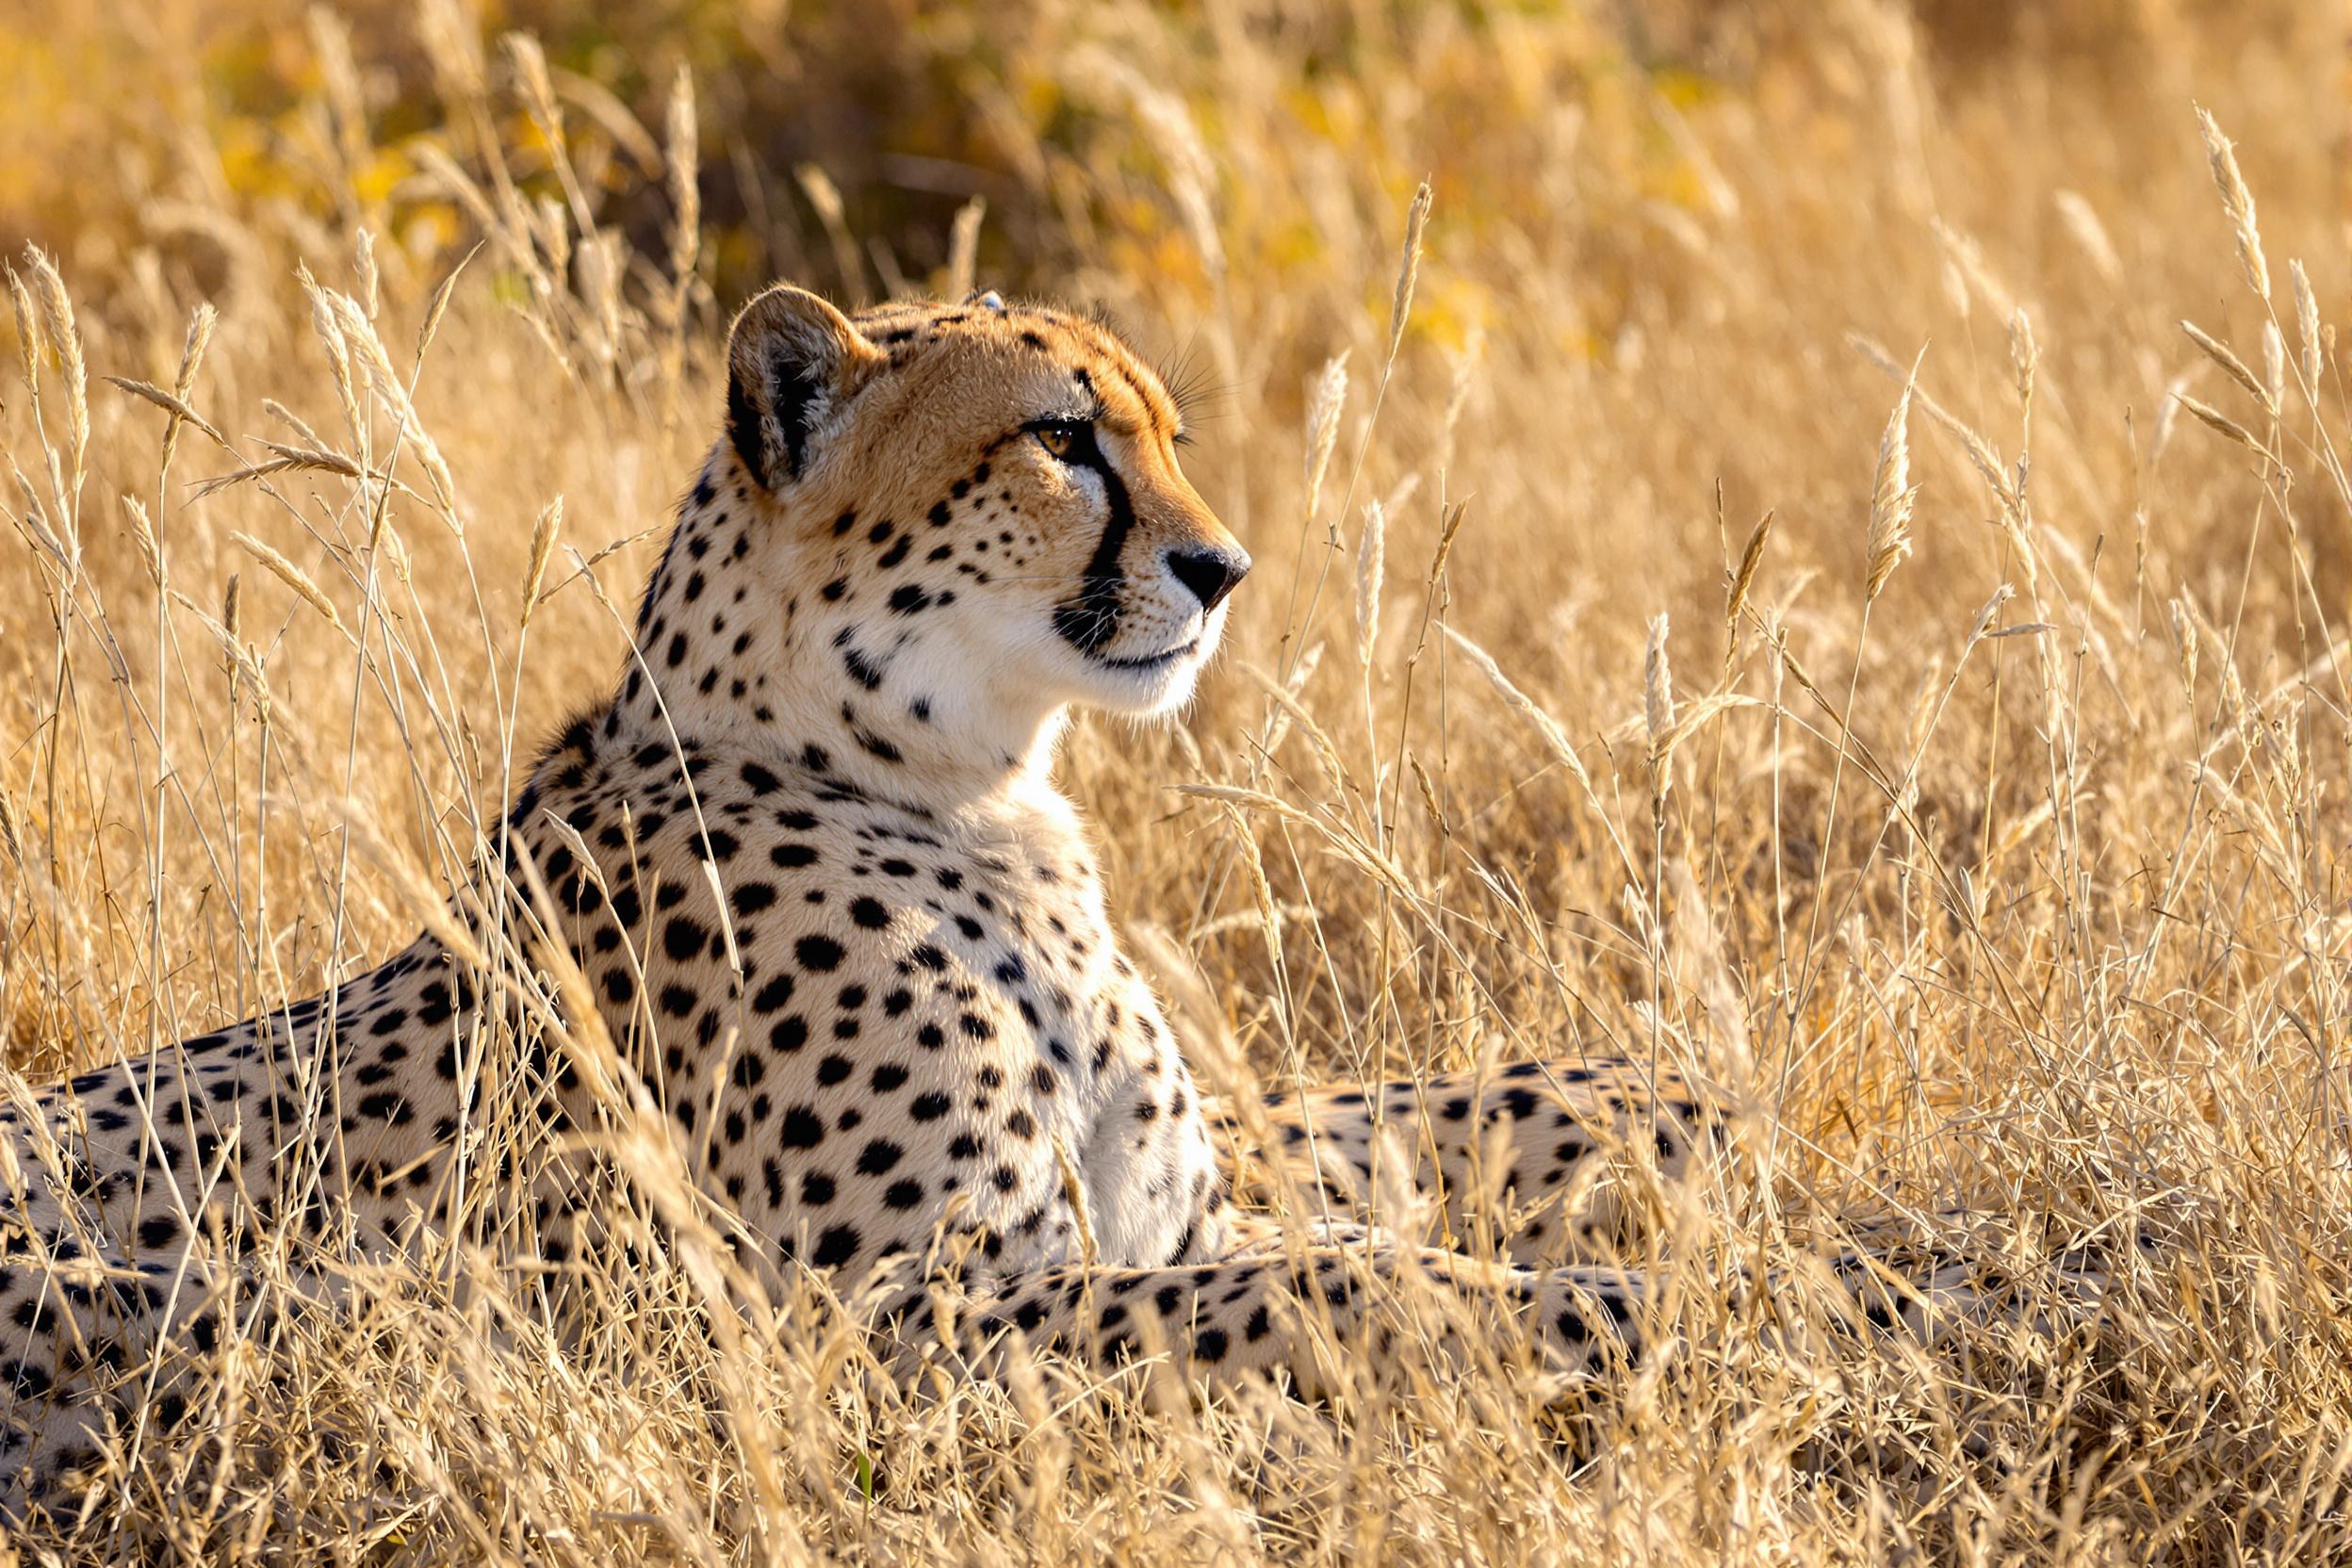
5, 2, 2351, 1560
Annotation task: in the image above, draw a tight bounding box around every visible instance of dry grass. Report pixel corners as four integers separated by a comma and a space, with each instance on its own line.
5, 2, 2352, 1560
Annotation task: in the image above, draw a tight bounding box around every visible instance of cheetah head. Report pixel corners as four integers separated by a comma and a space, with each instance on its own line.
720, 285, 1249, 724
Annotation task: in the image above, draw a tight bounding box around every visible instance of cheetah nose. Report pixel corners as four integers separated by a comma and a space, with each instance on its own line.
1166, 546, 1251, 612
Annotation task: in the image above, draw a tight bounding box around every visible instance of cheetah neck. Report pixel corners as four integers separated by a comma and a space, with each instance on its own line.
604, 451, 1070, 812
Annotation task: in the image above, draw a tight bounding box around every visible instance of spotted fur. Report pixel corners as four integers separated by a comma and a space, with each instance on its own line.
0, 285, 2086, 1510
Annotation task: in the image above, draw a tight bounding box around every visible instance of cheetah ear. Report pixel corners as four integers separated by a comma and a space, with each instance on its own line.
725, 285, 883, 491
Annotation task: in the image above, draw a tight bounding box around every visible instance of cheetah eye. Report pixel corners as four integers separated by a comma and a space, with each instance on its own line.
1032, 419, 1087, 460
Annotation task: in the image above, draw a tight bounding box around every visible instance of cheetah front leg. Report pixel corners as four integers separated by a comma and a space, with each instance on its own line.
890, 1223, 1649, 1396
1208, 1057, 1721, 1266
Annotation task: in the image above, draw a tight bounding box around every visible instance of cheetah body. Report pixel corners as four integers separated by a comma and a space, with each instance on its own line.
516, 721, 1226, 1283
1, 285, 1756, 1503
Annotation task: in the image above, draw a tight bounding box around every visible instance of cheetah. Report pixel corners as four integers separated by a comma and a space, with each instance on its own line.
0, 283, 2053, 1509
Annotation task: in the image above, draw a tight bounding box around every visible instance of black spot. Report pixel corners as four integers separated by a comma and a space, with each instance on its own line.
841, 643, 887, 690
359, 1090, 416, 1124
663, 917, 709, 961
811, 1225, 862, 1267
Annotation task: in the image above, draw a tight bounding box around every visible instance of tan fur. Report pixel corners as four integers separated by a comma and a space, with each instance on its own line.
1, 288, 2065, 1513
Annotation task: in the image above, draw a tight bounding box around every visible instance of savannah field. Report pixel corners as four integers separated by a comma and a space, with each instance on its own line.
3, 0, 2351, 1560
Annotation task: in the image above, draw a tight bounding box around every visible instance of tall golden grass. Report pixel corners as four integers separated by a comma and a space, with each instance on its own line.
5, 1, 2352, 1560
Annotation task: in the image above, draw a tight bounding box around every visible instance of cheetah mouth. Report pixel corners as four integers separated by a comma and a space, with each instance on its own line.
1094, 638, 1200, 673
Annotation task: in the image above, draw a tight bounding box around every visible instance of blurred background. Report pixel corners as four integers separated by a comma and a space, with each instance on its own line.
4, 0, 2339, 315
6, 0, 2349, 1162
2, 0, 2343, 629
6, 6, 2352, 1554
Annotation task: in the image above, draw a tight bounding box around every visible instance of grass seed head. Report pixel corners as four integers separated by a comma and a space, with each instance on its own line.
1866, 363, 1922, 603
521, 497, 563, 628
2293, 259, 2323, 388
1353, 498, 1386, 665
230, 531, 346, 634
1303, 350, 1350, 523
1388, 183, 1432, 363
2197, 105, 2271, 301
